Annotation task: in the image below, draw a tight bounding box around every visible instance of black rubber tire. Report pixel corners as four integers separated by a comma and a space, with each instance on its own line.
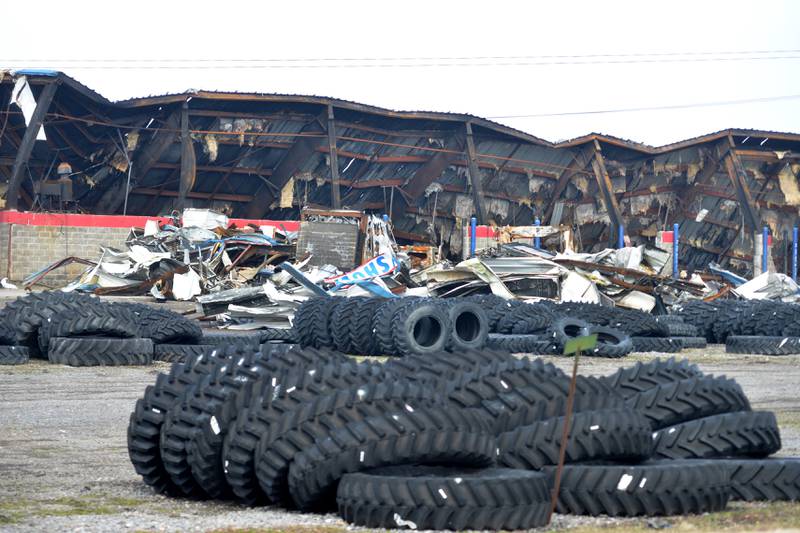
384, 348, 516, 389
154, 344, 215, 363
661, 321, 699, 337
509, 315, 551, 335
200, 331, 262, 346
601, 357, 703, 399
371, 299, 409, 355
678, 336, 707, 349
631, 336, 682, 353
223, 361, 388, 505
48, 337, 153, 366
337, 466, 550, 531
258, 328, 297, 344
0, 345, 30, 365
123, 303, 203, 344
586, 325, 633, 358
726, 336, 800, 355
486, 299, 523, 331
127, 349, 231, 495
497, 408, 654, 469
627, 375, 751, 430
486, 334, 557, 354
348, 298, 385, 355
0, 291, 94, 356
392, 300, 451, 357
719, 458, 800, 501
445, 301, 488, 351
317, 298, 348, 349
187, 347, 348, 499
288, 407, 495, 511
330, 297, 363, 353
253, 382, 441, 506
37, 302, 139, 355
546, 317, 590, 349
0, 319, 15, 345
446, 359, 623, 433
655, 315, 686, 326
652, 411, 781, 459
160, 348, 267, 496
546, 460, 731, 516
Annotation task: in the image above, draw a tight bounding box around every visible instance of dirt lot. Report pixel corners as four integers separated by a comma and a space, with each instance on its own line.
1, 347, 800, 532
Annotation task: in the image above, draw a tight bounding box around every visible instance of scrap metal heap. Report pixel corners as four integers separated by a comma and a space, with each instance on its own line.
2, 71, 800, 280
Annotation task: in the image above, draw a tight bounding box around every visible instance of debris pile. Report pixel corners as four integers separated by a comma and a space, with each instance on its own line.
127, 348, 798, 530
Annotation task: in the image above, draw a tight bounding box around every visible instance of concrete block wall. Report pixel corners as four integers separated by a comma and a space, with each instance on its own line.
0, 223, 130, 285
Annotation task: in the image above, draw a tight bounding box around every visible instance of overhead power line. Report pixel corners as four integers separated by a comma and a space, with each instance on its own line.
3, 51, 800, 69
6, 49, 800, 62
487, 95, 800, 118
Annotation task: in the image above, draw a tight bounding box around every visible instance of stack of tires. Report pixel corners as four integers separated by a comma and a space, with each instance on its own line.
673, 299, 800, 355
0, 291, 284, 366
293, 296, 489, 356
127, 348, 797, 530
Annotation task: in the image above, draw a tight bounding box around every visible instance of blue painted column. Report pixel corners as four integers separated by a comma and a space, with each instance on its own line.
792, 227, 798, 281
382, 214, 389, 224
534, 217, 541, 248
762, 226, 769, 273
617, 225, 625, 249
470, 216, 477, 257
673, 223, 679, 279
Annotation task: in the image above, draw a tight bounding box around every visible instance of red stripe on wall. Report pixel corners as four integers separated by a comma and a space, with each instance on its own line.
0, 211, 300, 232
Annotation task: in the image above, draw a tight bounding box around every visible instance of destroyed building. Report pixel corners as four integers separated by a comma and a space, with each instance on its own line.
2, 70, 800, 278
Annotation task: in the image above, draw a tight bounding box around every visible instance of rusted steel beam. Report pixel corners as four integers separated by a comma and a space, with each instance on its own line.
721, 135, 760, 231
151, 162, 273, 175
327, 105, 342, 209
464, 122, 487, 223
544, 144, 595, 223
734, 149, 800, 161
589, 140, 624, 236
6, 81, 58, 210
131, 187, 251, 202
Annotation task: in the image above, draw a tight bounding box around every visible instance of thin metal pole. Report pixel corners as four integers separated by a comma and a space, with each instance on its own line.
123, 161, 133, 216
763, 226, 769, 273
673, 223, 679, 279
470, 216, 477, 257
793, 227, 798, 282
617, 224, 625, 249
547, 347, 581, 524
534, 217, 541, 248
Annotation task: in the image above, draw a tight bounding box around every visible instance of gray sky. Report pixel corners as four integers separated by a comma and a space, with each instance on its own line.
3, 0, 799, 145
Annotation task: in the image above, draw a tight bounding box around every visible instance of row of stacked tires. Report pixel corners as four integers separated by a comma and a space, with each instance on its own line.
0, 291, 295, 366
127, 345, 798, 530
673, 299, 800, 355
292, 295, 706, 358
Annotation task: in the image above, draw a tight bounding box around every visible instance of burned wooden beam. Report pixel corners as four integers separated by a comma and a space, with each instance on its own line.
464, 121, 487, 224
245, 117, 326, 219
721, 135, 760, 231
327, 105, 342, 209
6, 81, 58, 210
589, 140, 624, 238
177, 101, 196, 211
95, 109, 181, 214
131, 187, 252, 202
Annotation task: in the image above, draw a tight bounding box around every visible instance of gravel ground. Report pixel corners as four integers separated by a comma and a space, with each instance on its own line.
1, 347, 799, 532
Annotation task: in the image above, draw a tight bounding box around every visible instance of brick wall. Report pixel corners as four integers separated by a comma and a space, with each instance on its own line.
0, 223, 131, 285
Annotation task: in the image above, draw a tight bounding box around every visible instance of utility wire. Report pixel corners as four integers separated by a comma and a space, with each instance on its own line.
6, 48, 800, 62
3, 55, 800, 69
488, 94, 800, 118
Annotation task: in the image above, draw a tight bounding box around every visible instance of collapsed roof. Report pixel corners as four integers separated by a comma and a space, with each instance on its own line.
2, 71, 800, 276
